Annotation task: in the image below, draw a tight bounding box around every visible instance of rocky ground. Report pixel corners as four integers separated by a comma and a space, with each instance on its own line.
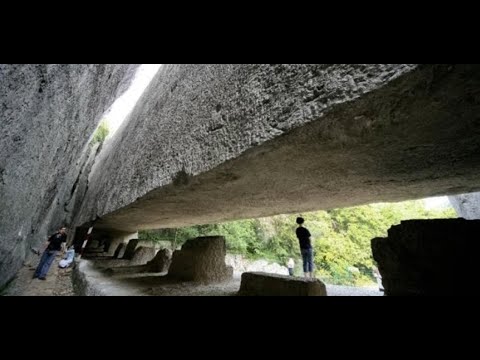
2, 255, 381, 296
79, 265, 383, 296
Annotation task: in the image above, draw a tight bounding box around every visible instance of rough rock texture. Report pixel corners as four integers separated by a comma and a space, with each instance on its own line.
94, 259, 130, 268
129, 246, 156, 266
449, 192, 480, 219
0, 64, 138, 288
97, 248, 172, 276
104, 231, 138, 257
72, 260, 100, 296
71, 258, 378, 296
76, 64, 415, 230
168, 236, 233, 283
113, 244, 125, 259
136, 240, 171, 250
371, 219, 480, 295
122, 239, 139, 260
74, 64, 480, 235
146, 248, 172, 272
5, 64, 480, 291
72, 260, 144, 296
237, 272, 327, 296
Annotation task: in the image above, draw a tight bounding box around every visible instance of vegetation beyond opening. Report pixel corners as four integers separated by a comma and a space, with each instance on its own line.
140, 199, 455, 286
90, 120, 109, 146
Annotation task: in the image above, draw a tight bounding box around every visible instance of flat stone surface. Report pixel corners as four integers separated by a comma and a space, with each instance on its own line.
238, 272, 327, 296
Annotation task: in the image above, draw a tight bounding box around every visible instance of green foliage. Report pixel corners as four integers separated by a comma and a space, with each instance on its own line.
139, 229, 176, 242
91, 120, 109, 145
140, 199, 457, 286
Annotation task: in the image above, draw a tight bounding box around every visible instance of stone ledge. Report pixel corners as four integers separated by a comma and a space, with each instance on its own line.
237, 272, 327, 296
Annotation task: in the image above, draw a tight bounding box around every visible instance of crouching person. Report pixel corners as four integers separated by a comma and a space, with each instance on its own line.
59, 246, 75, 268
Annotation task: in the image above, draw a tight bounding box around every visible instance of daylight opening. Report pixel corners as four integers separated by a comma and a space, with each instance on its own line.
103, 64, 162, 140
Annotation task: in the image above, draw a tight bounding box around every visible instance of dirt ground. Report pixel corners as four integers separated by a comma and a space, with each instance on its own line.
2, 254, 74, 296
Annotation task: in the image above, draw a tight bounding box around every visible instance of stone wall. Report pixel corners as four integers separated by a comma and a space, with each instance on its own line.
449, 192, 480, 219
372, 218, 480, 295
0, 64, 138, 288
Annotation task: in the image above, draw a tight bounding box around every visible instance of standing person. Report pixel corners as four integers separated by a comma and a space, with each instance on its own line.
295, 217, 314, 278
287, 258, 295, 276
33, 227, 68, 280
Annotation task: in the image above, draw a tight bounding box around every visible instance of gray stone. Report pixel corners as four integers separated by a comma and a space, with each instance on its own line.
99, 248, 172, 276
146, 248, 172, 273
129, 246, 156, 266
94, 259, 130, 268
237, 272, 327, 296
372, 218, 480, 296
168, 236, 233, 283
73, 64, 480, 237
113, 243, 125, 259
122, 239, 139, 260
0, 64, 138, 288
4, 64, 480, 290
449, 192, 480, 219
72, 260, 144, 296
104, 232, 138, 257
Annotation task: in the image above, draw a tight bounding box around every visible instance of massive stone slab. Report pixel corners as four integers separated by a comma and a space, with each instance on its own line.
75, 65, 480, 234
0, 64, 138, 288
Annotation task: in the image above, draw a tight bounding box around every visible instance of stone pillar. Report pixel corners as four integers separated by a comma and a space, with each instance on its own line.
168, 236, 233, 283
122, 239, 139, 260
105, 231, 138, 257
113, 244, 126, 259
129, 246, 157, 266
146, 248, 172, 272
372, 218, 480, 296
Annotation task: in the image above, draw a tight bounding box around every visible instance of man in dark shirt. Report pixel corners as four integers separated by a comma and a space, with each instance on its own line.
295, 217, 314, 278
33, 227, 68, 280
